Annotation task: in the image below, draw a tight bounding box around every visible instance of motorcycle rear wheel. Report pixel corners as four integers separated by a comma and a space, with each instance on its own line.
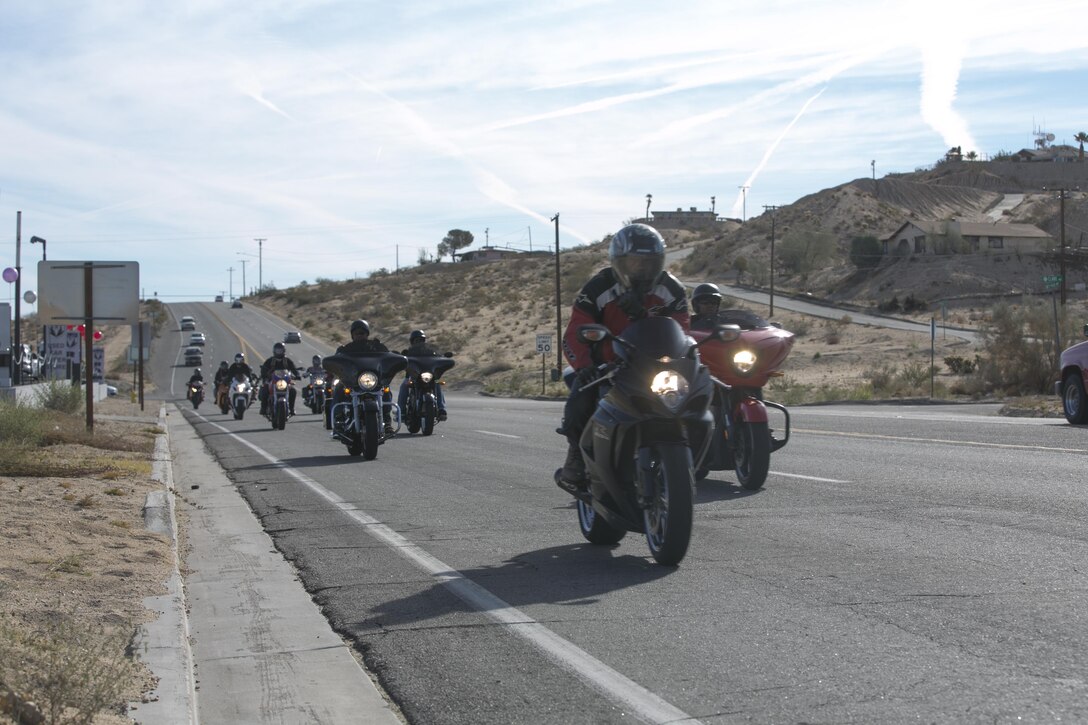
347, 432, 363, 457
733, 421, 770, 490
577, 499, 626, 545
643, 444, 695, 566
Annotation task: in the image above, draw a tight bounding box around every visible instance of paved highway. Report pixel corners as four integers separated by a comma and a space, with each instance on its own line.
153, 301, 1087, 724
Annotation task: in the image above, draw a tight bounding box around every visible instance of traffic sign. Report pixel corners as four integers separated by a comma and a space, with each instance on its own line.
536, 334, 552, 353
1044, 274, 1062, 291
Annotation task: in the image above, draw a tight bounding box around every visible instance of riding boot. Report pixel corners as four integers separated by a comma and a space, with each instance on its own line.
558, 439, 587, 493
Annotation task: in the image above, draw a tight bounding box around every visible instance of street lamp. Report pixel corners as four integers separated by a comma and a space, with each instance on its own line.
710, 196, 716, 215
738, 185, 750, 222
30, 236, 47, 261
645, 194, 652, 221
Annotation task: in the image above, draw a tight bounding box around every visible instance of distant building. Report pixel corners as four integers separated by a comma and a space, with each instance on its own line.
454, 246, 523, 263
645, 207, 721, 231
1012, 145, 1080, 163
884, 220, 1053, 256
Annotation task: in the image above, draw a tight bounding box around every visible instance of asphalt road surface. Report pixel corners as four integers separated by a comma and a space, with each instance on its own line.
153, 301, 1087, 724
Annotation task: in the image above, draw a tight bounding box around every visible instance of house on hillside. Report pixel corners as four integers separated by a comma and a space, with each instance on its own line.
884, 220, 1053, 256
647, 207, 721, 231
454, 246, 523, 263
1013, 145, 1081, 163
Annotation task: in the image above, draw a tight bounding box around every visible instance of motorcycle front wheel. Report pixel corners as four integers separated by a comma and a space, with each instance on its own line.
347, 432, 363, 457
363, 407, 380, 460
733, 421, 770, 490
272, 400, 287, 430
234, 400, 246, 420
643, 443, 695, 566
577, 499, 626, 545
421, 396, 436, 436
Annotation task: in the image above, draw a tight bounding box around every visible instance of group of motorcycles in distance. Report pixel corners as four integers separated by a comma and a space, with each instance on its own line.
187, 349, 455, 462
558, 310, 794, 566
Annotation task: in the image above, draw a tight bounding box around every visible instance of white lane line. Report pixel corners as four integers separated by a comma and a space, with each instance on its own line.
771, 471, 850, 483
475, 430, 521, 439
196, 415, 700, 725
796, 427, 1087, 454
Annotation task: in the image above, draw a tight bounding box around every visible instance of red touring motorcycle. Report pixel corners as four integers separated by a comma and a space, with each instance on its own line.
690, 310, 794, 490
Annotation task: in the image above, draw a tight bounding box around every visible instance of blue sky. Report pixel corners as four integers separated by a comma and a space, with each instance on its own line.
2, 0, 1087, 306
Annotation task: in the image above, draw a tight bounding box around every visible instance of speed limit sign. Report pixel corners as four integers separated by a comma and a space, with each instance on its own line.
536, 334, 552, 353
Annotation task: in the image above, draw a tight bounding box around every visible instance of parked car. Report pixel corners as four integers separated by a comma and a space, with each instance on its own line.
184, 347, 203, 366
283, 331, 302, 344
189, 332, 207, 346
180, 315, 196, 331
1057, 324, 1088, 423
17, 343, 42, 380
215, 295, 224, 302
231, 299, 243, 309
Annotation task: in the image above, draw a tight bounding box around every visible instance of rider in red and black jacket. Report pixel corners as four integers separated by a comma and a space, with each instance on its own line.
557, 223, 690, 493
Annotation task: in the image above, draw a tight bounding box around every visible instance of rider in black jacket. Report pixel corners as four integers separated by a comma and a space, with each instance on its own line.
398, 329, 448, 420
334, 319, 395, 435
258, 342, 300, 416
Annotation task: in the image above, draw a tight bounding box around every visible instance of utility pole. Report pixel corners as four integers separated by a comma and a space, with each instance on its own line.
764, 205, 779, 316
228, 266, 235, 301
710, 196, 716, 215
238, 258, 246, 297
871, 160, 876, 180
528, 226, 532, 253
13, 211, 22, 385
739, 186, 750, 222
254, 238, 265, 293
645, 194, 652, 221
552, 213, 562, 382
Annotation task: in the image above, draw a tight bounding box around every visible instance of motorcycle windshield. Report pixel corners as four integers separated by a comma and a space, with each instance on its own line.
323, 352, 408, 383
613, 316, 692, 362
406, 356, 455, 378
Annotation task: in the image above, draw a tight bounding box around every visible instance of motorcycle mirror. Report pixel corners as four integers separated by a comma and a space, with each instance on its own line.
444, 352, 454, 358
697, 323, 742, 346
577, 324, 611, 344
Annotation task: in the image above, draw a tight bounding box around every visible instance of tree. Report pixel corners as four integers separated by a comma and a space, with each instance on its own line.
778, 228, 836, 277
965, 150, 978, 161
1075, 132, 1088, 161
849, 235, 883, 269
439, 229, 474, 261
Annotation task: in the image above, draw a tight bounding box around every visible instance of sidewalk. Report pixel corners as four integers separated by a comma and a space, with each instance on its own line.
132, 404, 403, 724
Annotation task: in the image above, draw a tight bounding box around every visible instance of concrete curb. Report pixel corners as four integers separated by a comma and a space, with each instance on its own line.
130, 404, 199, 724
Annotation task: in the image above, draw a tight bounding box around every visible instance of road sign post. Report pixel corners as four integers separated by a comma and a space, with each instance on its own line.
536, 334, 553, 394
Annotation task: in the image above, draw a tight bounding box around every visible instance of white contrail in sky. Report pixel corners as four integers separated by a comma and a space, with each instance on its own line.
918, 35, 977, 153
731, 87, 826, 218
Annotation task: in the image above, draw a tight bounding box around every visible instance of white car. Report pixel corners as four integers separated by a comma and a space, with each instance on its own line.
189, 332, 207, 346
180, 316, 196, 331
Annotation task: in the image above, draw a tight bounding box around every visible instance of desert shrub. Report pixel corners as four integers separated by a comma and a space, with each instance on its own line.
34, 381, 84, 414
850, 235, 882, 269
879, 296, 901, 313
944, 355, 979, 375
865, 363, 941, 398
975, 300, 1078, 395
0, 400, 45, 446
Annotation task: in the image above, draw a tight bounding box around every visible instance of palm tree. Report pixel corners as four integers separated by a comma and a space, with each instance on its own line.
1075, 132, 1088, 161
966, 150, 978, 161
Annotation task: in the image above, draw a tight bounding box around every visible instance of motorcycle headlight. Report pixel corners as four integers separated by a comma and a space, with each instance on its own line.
274, 379, 288, 391
358, 372, 379, 390
650, 369, 689, 410
732, 349, 757, 375
315, 377, 325, 386
420, 372, 434, 383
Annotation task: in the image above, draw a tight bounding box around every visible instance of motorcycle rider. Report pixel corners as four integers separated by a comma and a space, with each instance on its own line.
690, 283, 724, 330
557, 223, 690, 493
397, 329, 448, 421
186, 368, 204, 401
213, 360, 231, 408
303, 354, 324, 407
258, 342, 301, 417
335, 319, 395, 436
227, 352, 253, 385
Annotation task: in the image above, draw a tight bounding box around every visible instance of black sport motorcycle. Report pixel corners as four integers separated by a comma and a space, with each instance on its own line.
323, 352, 407, 459
402, 354, 455, 435
555, 316, 739, 566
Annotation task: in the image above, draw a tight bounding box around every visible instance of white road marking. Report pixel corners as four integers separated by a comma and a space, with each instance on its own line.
475, 429, 521, 439
195, 414, 701, 725
771, 471, 850, 483
797, 427, 1087, 453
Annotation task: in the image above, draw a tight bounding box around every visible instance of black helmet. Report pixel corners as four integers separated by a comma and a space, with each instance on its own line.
219, 360, 229, 369
273, 341, 285, 356
692, 283, 722, 306
235, 352, 245, 363
194, 368, 202, 375
409, 329, 426, 344
609, 223, 666, 293
312, 355, 322, 366
350, 319, 370, 336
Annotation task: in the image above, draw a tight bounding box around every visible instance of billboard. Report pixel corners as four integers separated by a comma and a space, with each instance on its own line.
38, 261, 140, 325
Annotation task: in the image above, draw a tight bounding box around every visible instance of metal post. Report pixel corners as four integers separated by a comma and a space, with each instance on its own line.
553, 214, 562, 381
13, 212, 21, 385
138, 320, 145, 411
228, 266, 234, 300
764, 205, 778, 316
1060, 189, 1067, 305
84, 263, 94, 432
255, 238, 265, 293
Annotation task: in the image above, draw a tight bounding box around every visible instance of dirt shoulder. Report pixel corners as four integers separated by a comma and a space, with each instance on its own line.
0, 396, 172, 724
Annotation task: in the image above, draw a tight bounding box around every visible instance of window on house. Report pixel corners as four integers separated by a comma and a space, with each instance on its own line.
988, 237, 1004, 249
914, 236, 926, 253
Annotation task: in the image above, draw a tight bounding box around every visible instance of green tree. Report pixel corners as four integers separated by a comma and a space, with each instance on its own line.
778, 228, 836, 277
849, 235, 882, 269
732, 255, 748, 283
438, 229, 474, 262
1075, 131, 1088, 161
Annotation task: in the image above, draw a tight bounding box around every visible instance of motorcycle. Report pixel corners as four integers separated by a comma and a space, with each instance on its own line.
303, 371, 327, 415
188, 380, 204, 410
402, 354, 455, 435
216, 381, 230, 414
555, 316, 737, 566
229, 373, 253, 420
690, 309, 794, 490
265, 369, 295, 431
323, 352, 407, 459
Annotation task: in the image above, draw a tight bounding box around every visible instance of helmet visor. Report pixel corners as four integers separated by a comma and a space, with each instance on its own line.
614, 254, 664, 293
